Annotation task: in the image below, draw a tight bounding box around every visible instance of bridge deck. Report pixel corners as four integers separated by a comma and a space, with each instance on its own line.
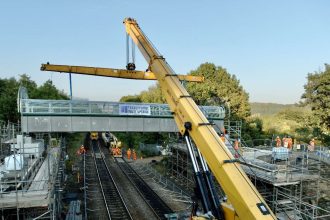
20, 100, 225, 133
20, 99, 225, 119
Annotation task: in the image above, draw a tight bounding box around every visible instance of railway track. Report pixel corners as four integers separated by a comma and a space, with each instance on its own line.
91, 140, 132, 220
115, 157, 173, 220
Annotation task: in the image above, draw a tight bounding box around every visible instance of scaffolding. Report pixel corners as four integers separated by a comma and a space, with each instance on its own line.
165, 136, 330, 219
0, 121, 20, 161
166, 142, 194, 192
0, 120, 65, 220
224, 120, 242, 141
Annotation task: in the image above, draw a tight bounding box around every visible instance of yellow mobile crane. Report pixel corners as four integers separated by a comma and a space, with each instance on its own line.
41, 18, 276, 220
122, 18, 276, 220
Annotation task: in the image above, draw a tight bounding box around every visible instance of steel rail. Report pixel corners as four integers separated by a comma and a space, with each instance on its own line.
115, 157, 173, 220
91, 141, 132, 220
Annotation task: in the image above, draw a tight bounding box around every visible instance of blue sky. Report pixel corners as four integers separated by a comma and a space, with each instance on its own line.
1, 1, 329, 104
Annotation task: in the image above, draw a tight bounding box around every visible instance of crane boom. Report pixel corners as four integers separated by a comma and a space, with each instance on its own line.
124, 18, 276, 220
40, 63, 204, 82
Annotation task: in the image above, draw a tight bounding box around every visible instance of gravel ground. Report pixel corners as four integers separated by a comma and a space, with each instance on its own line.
128, 156, 192, 218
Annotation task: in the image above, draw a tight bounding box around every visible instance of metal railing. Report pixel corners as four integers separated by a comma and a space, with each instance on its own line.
20, 99, 225, 119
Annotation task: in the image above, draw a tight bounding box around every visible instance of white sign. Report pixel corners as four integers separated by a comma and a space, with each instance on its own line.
119, 104, 151, 116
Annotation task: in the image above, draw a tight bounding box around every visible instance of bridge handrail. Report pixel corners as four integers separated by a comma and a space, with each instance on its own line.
20, 99, 225, 119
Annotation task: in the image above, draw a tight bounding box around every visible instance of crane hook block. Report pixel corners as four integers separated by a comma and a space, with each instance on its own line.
184, 122, 192, 131
126, 63, 136, 71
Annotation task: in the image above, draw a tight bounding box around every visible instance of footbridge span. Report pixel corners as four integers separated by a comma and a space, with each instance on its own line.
20, 99, 225, 133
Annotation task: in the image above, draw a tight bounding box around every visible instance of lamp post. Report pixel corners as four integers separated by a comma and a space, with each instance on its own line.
225, 102, 231, 139
69, 73, 73, 100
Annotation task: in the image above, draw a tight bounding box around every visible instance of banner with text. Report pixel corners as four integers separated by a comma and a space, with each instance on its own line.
119, 104, 151, 116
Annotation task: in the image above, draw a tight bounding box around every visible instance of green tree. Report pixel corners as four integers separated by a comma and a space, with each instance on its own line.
276, 107, 311, 123
186, 63, 251, 119
0, 76, 68, 123
120, 84, 165, 104
261, 107, 315, 144
119, 95, 142, 102
33, 80, 68, 100
119, 62, 254, 131
240, 116, 271, 145
301, 64, 330, 144
118, 63, 261, 144
0, 78, 20, 122
18, 74, 38, 97
120, 63, 251, 119
139, 84, 165, 103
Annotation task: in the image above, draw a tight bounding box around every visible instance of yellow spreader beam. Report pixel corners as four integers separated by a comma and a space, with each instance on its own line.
40, 63, 204, 82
